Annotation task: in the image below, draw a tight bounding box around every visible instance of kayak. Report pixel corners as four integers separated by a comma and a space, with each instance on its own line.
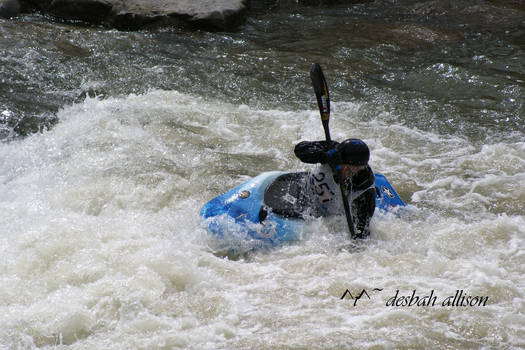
200, 171, 405, 249
201, 63, 406, 252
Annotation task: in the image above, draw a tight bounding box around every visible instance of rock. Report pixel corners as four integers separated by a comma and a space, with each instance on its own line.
0, 0, 21, 18
49, 0, 112, 22
109, 0, 248, 31
20, 0, 248, 31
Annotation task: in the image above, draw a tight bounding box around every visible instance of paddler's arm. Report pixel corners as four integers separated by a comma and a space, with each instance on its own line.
294, 140, 339, 164
352, 187, 376, 239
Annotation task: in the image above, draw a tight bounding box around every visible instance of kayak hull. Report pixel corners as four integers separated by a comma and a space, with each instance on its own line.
200, 171, 405, 248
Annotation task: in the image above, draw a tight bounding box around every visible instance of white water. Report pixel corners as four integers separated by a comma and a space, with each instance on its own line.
1, 90, 524, 349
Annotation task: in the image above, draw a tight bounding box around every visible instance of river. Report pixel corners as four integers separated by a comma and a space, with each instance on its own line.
1, 1, 524, 349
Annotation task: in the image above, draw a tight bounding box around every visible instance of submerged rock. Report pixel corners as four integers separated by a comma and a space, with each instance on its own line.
21, 0, 248, 31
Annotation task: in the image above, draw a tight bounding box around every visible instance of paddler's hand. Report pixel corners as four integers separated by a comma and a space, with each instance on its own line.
325, 145, 353, 185
321, 140, 339, 151
318, 140, 339, 165
325, 147, 342, 171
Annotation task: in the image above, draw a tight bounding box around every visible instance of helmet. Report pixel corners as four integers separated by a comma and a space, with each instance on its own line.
337, 139, 370, 166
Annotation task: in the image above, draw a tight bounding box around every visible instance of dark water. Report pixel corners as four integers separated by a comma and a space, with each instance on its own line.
1, 1, 524, 141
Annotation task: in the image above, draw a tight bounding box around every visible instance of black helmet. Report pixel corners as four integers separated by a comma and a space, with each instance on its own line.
337, 139, 370, 165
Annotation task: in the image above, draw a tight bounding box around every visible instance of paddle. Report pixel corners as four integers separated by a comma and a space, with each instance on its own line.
310, 63, 357, 239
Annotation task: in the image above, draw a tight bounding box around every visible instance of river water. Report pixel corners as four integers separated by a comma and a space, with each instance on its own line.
1, 1, 524, 349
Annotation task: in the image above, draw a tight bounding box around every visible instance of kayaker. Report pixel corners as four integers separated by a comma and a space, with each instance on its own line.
294, 138, 375, 238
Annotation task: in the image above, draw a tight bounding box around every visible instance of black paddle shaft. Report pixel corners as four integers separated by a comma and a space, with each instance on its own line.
310, 63, 357, 239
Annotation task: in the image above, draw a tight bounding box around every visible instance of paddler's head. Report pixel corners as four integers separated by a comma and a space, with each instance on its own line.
337, 138, 370, 179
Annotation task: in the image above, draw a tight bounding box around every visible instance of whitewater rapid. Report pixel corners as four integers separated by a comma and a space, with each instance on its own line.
1, 90, 523, 349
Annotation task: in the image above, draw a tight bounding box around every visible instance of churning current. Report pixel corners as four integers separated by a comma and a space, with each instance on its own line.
1, 1, 524, 349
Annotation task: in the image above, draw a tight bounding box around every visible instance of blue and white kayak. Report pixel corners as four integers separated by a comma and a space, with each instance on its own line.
200, 171, 404, 249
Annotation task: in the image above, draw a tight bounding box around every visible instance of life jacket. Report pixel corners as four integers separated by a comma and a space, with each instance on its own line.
304, 164, 375, 217
263, 164, 375, 219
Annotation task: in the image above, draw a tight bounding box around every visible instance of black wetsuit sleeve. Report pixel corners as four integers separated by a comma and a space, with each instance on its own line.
294, 140, 339, 164
353, 187, 376, 239
350, 167, 376, 239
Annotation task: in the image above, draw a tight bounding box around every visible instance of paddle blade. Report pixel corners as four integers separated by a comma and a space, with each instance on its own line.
310, 63, 330, 122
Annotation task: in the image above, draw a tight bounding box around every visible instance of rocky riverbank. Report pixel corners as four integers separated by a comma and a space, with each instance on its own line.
0, 0, 248, 31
